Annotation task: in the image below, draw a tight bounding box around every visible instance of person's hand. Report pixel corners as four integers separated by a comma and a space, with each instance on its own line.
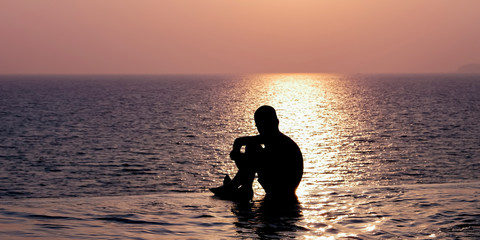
233, 136, 249, 148
230, 136, 250, 160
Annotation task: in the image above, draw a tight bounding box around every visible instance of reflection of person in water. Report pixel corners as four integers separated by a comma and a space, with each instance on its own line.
231, 199, 304, 239
211, 105, 303, 202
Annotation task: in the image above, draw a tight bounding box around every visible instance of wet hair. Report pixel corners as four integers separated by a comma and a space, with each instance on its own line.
254, 105, 278, 124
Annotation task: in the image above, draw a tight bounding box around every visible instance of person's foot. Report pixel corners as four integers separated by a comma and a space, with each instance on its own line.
210, 185, 253, 202
210, 174, 252, 201
210, 184, 237, 198
210, 175, 232, 195
209, 185, 227, 194
223, 175, 231, 185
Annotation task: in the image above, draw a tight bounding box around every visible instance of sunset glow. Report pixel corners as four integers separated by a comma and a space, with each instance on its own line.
1, 0, 479, 74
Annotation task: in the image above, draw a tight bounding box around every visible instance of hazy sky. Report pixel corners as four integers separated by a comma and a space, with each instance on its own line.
1, 0, 479, 74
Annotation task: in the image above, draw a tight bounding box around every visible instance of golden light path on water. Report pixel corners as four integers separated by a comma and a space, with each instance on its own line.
238, 74, 378, 238
240, 74, 346, 195
212, 73, 480, 239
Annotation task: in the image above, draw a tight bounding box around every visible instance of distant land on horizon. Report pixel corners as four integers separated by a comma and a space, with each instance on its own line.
457, 64, 480, 73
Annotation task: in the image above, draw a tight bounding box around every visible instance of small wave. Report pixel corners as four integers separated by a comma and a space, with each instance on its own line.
121, 168, 156, 175
130, 151, 156, 155
353, 138, 376, 143
27, 214, 80, 221
36, 223, 72, 229
96, 216, 175, 226
0, 145, 15, 149
192, 214, 215, 218
448, 223, 480, 234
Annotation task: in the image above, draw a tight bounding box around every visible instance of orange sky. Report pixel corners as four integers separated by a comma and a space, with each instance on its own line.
1, 0, 479, 74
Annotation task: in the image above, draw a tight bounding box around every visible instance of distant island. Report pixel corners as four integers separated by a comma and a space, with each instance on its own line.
457, 64, 480, 73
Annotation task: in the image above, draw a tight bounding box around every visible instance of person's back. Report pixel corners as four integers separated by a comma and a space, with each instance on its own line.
256, 132, 303, 200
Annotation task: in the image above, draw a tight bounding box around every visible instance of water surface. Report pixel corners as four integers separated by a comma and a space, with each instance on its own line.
1, 74, 479, 239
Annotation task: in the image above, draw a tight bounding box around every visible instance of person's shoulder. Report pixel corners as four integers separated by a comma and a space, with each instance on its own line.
278, 134, 303, 160
279, 133, 300, 147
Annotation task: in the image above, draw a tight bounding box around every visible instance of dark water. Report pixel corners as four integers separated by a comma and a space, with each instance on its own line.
0, 74, 479, 239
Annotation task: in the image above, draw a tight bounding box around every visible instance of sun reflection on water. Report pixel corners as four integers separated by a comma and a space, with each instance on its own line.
248, 74, 348, 197
227, 73, 430, 238
235, 73, 384, 238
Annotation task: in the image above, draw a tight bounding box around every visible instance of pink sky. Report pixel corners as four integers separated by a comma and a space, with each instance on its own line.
1, 0, 479, 74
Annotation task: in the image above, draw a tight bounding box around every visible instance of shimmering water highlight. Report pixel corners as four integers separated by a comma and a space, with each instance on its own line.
1, 74, 479, 239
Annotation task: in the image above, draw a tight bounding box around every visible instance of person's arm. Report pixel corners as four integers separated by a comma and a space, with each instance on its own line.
230, 136, 261, 161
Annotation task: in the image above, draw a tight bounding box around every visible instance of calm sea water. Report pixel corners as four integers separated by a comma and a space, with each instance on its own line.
1, 74, 479, 239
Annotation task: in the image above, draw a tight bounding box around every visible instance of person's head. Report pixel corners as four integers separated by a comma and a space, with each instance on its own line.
254, 105, 279, 136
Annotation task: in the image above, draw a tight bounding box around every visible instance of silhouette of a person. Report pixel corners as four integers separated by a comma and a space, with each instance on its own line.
211, 105, 303, 202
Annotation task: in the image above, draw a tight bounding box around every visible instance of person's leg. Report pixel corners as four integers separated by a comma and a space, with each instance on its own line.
210, 144, 262, 200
